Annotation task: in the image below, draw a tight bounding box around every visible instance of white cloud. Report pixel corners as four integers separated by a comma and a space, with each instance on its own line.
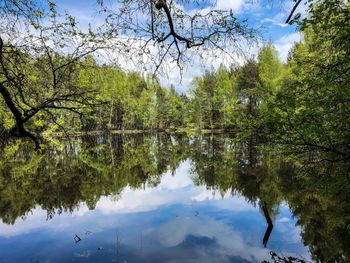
275, 32, 301, 62
159, 45, 250, 93
261, 18, 289, 28
216, 0, 244, 11
98, 35, 249, 94
259, 0, 309, 30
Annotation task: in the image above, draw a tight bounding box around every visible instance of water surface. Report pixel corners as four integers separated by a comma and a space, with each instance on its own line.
0, 134, 349, 262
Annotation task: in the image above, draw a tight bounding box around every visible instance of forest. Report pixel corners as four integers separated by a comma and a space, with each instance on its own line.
0, 0, 349, 161
0, 1, 350, 262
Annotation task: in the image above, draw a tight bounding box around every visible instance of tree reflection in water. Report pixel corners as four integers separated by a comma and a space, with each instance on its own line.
0, 134, 349, 262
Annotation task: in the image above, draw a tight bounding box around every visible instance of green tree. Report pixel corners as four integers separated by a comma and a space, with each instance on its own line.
259, 0, 350, 158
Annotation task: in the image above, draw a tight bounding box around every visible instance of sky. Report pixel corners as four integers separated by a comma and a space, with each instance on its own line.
52, 0, 304, 93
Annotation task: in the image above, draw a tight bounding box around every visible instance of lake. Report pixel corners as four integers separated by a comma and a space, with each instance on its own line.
0, 134, 349, 262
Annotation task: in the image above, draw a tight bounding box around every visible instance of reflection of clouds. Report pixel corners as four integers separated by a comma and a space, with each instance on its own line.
277, 217, 291, 223
276, 214, 303, 244
0, 161, 303, 263
94, 161, 198, 214
0, 177, 311, 262
95, 161, 254, 215
152, 216, 269, 262
72, 205, 90, 217
272, 209, 311, 261
195, 192, 256, 212
192, 188, 223, 202
0, 161, 257, 237
159, 163, 193, 190
74, 250, 91, 258
0, 207, 72, 237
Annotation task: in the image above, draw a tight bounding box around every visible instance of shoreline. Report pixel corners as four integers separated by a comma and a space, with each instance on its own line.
42, 128, 238, 137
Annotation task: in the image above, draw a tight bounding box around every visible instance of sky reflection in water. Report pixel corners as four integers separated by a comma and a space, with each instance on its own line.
0, 160, 310, 263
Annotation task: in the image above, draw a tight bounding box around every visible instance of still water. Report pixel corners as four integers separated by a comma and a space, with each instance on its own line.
0, 134, 349, 262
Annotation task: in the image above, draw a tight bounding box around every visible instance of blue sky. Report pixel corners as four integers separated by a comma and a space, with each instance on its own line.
51, 0, 304, 92
53, 0, 302, 55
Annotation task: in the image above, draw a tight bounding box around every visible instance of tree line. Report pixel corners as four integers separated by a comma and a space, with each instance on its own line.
0, 0, 349, 159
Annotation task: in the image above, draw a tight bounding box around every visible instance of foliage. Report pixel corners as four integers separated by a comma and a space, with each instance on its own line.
257, 0, 350, 159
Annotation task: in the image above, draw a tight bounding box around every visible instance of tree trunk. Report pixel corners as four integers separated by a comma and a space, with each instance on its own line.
0, 82, 40, 150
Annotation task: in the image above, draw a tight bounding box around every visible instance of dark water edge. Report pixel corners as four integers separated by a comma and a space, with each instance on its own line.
0, 134, 349, 263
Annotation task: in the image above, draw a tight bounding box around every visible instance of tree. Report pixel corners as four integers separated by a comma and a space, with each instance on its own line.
0, 0, 258, 149
234, 60, 261, 119
214, 65, 235, 128
102, 0, 257, 75
259, 0, 350, 158
0, 1, 109, 149
189, 71, 217, 129
257, 42, 283, 96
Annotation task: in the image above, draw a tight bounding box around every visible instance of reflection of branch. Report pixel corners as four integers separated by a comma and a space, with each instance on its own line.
74, 234, 82, 243
267, 251, 308, 263
262, 203, 273, 248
